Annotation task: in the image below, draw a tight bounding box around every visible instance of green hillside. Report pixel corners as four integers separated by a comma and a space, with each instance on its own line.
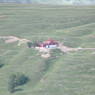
0, 4, 95, 95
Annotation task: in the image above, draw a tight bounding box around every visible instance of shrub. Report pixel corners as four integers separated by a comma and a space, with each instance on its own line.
27, 42, 33, 48
8, 74, 16, 93
8, 73, 29, 93
15, 73, 29, 86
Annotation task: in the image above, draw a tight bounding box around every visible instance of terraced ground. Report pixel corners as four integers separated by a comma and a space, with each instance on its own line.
0, 4, 95, 95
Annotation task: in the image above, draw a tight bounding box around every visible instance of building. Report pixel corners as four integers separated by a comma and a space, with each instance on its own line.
38, 39, 59, 49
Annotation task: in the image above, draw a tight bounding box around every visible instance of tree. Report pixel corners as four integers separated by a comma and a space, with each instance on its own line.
8, 74, 16, 93
8, 73, 29, 93
27, 42, 33, 48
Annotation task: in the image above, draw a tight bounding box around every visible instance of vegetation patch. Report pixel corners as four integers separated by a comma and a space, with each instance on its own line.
8, 73, 29, 93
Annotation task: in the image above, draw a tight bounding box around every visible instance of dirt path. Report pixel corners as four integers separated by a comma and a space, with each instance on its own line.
0, 36, 95, 58
0, 36, 30, 45
58, 43, 95, 53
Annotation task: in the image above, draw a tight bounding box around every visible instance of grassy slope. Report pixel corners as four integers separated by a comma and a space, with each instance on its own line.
0, 4, 95, 95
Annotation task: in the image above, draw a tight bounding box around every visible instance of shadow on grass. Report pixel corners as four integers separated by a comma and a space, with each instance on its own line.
13, 88, 23, 93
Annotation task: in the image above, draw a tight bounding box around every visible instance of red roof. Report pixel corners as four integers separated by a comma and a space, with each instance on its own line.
36, 39, 58, 47
43, 39, 58, 44
39, 39, 58, 47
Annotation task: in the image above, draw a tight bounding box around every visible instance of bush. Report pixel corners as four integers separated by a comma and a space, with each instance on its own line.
15, 73, 29, 86
27, 42, 33, 48
8, 73, 29, 93
8, 74, 16, 93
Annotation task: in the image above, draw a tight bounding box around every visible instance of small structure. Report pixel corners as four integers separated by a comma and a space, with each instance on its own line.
37, 39, 59, 49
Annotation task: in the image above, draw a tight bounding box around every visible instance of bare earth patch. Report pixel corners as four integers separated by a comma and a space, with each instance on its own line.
41, 53, 51, 58
0, 36, 30, 45
35, 47, 51, 58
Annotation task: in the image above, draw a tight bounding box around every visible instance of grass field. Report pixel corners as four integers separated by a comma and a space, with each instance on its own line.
0, 4, 95, 95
